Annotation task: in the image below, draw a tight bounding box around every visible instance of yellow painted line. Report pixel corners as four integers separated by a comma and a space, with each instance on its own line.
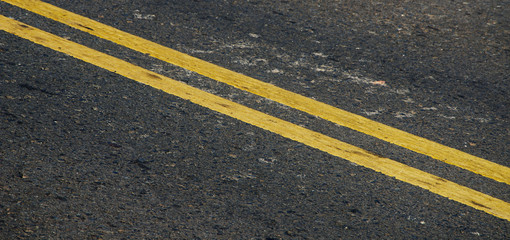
3, 0, 509, 185
2, 15, 510, 222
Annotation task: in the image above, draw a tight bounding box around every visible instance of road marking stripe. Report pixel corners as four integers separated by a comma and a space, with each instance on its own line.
2, 15, 510, 221
3, 0, 509, 185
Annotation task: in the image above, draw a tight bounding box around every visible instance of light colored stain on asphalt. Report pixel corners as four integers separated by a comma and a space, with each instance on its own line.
133, 10, 155, 20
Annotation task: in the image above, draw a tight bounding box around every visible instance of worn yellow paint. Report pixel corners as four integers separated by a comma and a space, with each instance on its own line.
3, 0, 509, 185
2, 15, 510, 221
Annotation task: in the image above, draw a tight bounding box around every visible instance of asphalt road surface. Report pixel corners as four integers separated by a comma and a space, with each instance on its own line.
1, 0, 509, 239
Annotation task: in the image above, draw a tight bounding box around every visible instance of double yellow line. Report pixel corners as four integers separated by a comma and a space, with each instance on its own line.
1, 0, 509, 221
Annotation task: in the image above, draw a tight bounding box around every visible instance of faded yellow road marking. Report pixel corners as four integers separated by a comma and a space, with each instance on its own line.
2, 15, 510, 221
3, 0, 509, 185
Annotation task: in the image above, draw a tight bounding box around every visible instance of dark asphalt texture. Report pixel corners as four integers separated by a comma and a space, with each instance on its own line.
1, 0, 509, 239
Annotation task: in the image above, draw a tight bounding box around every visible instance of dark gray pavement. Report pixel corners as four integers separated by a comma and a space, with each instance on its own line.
1, 0, 509, 239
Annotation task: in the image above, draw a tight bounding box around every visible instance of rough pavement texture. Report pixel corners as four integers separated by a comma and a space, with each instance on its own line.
1, 0, 509, 239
